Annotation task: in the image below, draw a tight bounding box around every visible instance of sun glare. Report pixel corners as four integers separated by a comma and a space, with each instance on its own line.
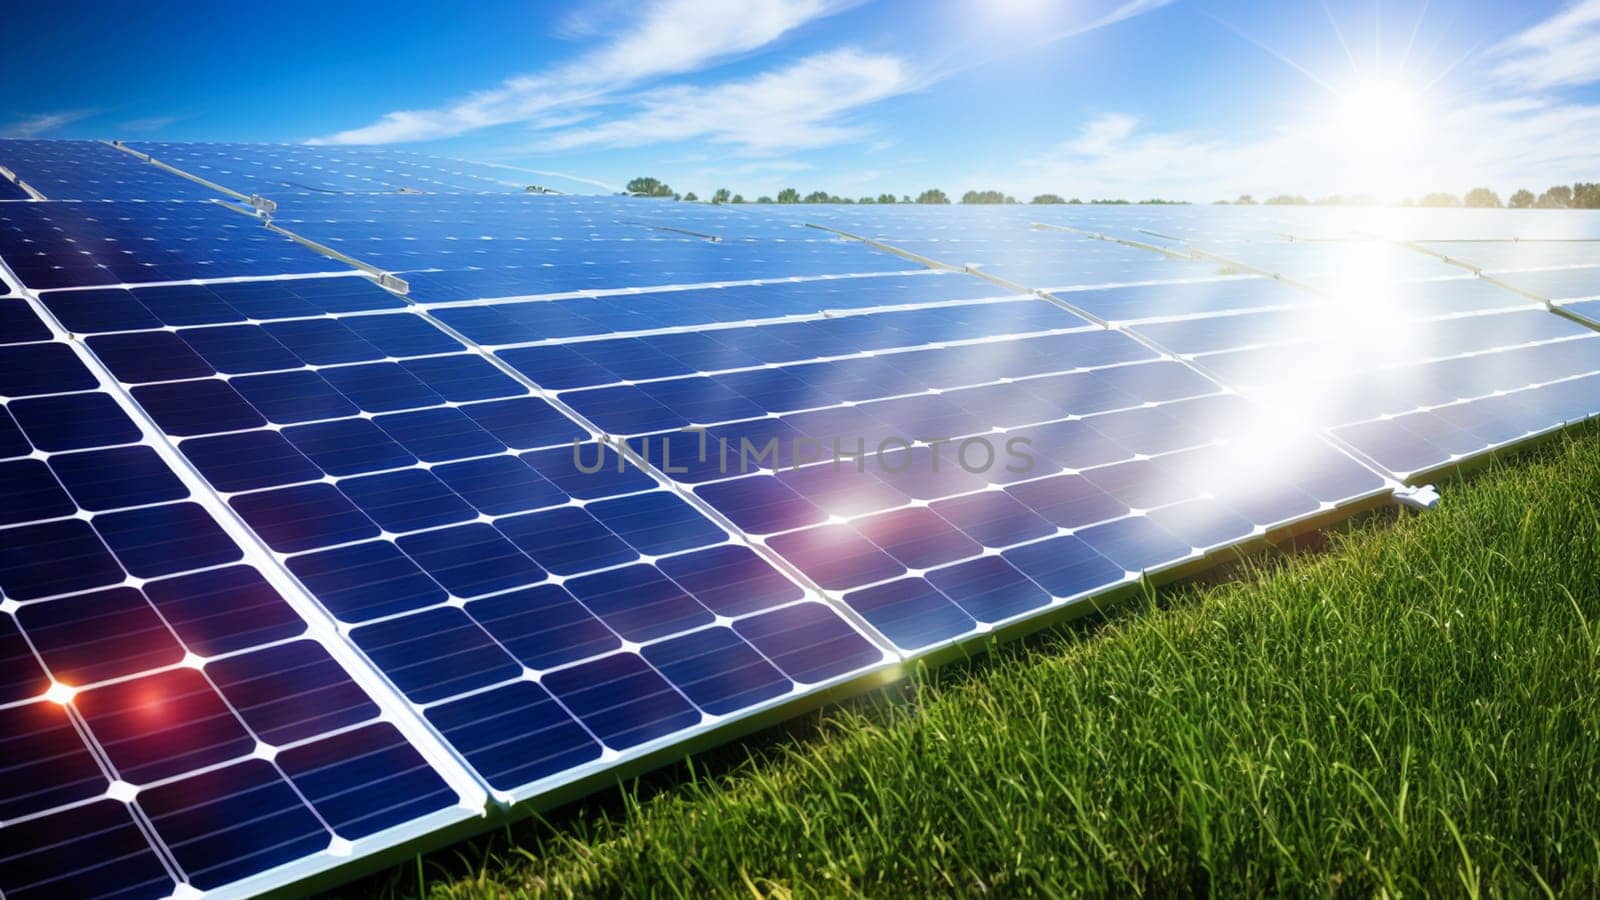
1334, 79, 1425, 156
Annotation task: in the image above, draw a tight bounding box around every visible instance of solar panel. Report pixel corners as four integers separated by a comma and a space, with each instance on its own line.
1, 138, 1598, 894
0, 284, 481, 897
0, 140, 220, 202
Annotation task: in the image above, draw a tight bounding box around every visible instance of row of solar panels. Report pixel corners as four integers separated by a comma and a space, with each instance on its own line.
0, 139, 1597, 898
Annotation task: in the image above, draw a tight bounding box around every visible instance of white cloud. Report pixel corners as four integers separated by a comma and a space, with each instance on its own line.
536, 49, 913, 153
119, 114, 193, 134
312, 0, 848, 144
1491, 0, 1600, 90
3, 110, 93, 138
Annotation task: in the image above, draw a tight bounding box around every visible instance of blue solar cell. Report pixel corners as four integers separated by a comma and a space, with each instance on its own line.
1008, 474, 1128, 530
343, 313, 461, 357
78, 668, 254, 784
925, 556, 1050, 623
542, 652, 701, 750
288, 541, 446, 622
567, 564, 714, 642
18, 587, 184, 685
425, 680, 601, 791
524, 442, 654, 498
854, 506, 983, 569
732, 602, 883, 684
48, 446, 188, 510
177, 325, 302, 374
844, 578, 976, 650
0, 301, 51, 344
144, 566, 305, 656
323, 362, 445, 413
767, 524, 905, 591
93, 502, 242, 577
264, 318, 384, 365
278, 722, 456, 839
0, 519, 124, 600
434, 455, 565, 516
0, 407, 31, 459
1147, 498, 1257, 549
130, 284, 244, 326
695, 476, 825, 534
656, 544, 804, 616
0, 800, 175, 900
401, 354, 522, 401
463, 396, 588, 449
928, 490, 1054, 547
0, 459, 75, 525
283, 417, 416, 476
352, 607, 520, 703
587, 491, 726, 555
10, 391, 142, 452
1003, 536, 1125, 598
339, 468, 477, 532
208, 641, 380, 744
182, 429, 324, 492
397, 524, 546, 598
0, 339, 97, 395
132, 379, 266, 436
1074, 516, 1191, 572
642, 627, 792, 715
496, 506, 637, 575
232, 483, 380, 553
0, 701, 107, 821
87, 331, 215, 383
466, 583, 620, 670
139, 760, 329, 891
374, 406, 506, 461
41, 288, 164, 333
0, 614, 49, 703
232, 369, 360, 423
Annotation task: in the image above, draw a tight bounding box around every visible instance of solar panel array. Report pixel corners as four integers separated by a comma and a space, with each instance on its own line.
0, 140, 1596, 897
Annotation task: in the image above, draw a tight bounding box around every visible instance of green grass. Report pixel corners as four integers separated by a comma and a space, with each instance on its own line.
347, 430, 1600, 898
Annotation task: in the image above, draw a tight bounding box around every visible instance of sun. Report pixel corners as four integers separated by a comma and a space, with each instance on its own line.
1333, 78, 1426, 157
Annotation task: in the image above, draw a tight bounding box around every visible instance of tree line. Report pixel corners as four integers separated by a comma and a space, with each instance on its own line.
625, 176, 1600, 209
1219, 183, 1600, 209
624, 177, 1187, 206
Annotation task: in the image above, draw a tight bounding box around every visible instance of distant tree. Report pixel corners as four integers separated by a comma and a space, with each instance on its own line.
712, 188, 731, 204
858, 196, 875, 204
1536, 185, 1572, 208
1031, 194, 1066, 204
961, 189, 1008, 204
1463, 187, 1502, 208
1574, 183, 1600, 209
625, 176, 674, 197
776, 188, 801, 204
1213, 199, 1231, 205
803, 190, 831, 203
1264, 194, 1308, 205
1418, 192, 1462, 208
682, 191, 699, 202
757, 196, 773, 204
1068, 197, 1083, 204
1509, 189, 1535, 209
916, 188, 950, 204
672, 192, 682, 201
877, 193, 897, 204
731, 194, 745, 203
1235, 194, 1256, 205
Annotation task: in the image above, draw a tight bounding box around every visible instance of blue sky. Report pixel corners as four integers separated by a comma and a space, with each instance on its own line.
5, 0, 1598, 201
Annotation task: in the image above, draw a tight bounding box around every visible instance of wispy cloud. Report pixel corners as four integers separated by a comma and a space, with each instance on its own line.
119, 113, 195, 134
536, 49, 913, 153
1490, 0, 1600, 90
312, 0, 849, 144
2, 110, 94, 138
